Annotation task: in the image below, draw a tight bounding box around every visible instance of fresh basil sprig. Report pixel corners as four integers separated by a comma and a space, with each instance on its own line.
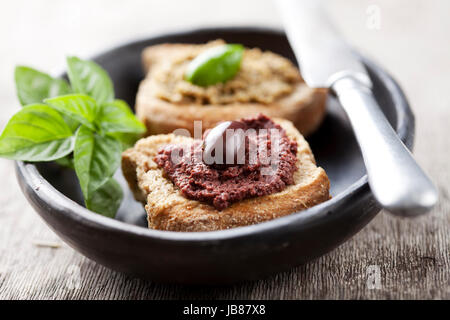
15, 66, 71, 106
0, 57, 146, 217
66, 56, 114, 105
184, 44, 244, 87
0, 104, 75, 161
45, 94, 98, 131
73, 126, 122, 204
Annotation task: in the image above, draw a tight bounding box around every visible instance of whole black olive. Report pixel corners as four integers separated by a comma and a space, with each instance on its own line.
203, 120, 248, 165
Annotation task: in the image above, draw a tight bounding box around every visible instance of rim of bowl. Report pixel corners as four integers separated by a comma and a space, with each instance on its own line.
15, 26, 415, 243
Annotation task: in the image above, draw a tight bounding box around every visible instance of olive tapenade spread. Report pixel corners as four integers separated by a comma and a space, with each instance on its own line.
154, 115, 298, 210
148, 40, 301, 105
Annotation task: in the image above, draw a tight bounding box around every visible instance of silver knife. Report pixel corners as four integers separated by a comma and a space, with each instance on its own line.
276, 0, 438, 217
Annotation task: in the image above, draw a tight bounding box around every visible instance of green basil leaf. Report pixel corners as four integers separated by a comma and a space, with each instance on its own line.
97, 99, 145, 135
61, 115, 80, 134
15, 66, 71, 106
85, 177, 123, 218
0, 104, 74, 161
184, 44, 244, 87
106, 132, 140, 150
15, 67, 79, 133
73, 126, 121, 200
45, 94, 97, 131
55, 155, 74, 169
66, 56, 114, 105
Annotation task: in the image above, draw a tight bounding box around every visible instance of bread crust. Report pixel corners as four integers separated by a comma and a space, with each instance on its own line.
136, 43, 328, 137
122, 118, 330, 232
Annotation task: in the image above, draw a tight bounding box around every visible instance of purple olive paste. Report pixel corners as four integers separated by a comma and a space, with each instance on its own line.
154, 114, 298, 210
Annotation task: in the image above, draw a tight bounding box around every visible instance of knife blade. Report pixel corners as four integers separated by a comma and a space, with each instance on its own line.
276, 0, 371, 88
276, 0, 438, 217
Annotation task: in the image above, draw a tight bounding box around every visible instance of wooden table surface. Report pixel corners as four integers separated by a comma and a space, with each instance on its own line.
0, 0, 448, 299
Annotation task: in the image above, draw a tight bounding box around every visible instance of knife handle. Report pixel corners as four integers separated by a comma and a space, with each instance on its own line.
332, 76, 438, 217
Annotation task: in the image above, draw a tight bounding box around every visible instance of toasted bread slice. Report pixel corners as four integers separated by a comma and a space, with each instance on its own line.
136, 41, 327, 137
122, 118, 330, 232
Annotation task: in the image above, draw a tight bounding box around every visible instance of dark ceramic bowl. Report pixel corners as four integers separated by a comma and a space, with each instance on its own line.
15, 27, 414, 284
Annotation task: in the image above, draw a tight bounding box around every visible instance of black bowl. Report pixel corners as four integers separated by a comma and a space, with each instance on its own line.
15, 27, 414, 284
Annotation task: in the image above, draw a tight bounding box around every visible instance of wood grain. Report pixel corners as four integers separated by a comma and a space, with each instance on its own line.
0, 0, 449, 299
